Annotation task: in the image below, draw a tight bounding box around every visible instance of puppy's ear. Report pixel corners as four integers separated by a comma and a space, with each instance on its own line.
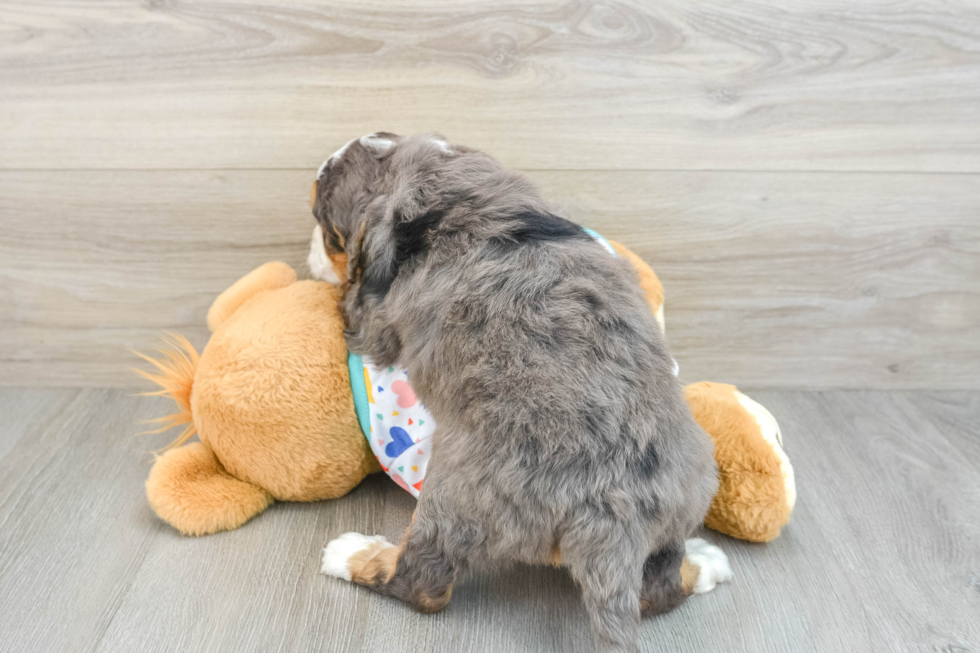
359, 133, 398, 157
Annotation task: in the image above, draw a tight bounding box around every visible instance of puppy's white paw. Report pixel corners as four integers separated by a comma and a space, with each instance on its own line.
321, 532, 392, 581
685, 538, 733, 593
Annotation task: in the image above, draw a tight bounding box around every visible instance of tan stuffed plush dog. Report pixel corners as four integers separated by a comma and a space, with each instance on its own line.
139, 246, 794, 542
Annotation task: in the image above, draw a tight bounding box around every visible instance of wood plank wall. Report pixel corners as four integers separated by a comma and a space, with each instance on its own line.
1, 0, 978, 389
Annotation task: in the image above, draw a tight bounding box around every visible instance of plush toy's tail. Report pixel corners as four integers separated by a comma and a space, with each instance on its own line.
135, 333, 274, 535
133, 333, 199, 452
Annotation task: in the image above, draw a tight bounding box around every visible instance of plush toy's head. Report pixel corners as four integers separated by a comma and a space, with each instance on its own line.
138, 262, 378, 535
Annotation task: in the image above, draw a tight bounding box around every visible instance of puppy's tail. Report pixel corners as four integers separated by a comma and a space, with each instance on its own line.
132, 333, 200, 452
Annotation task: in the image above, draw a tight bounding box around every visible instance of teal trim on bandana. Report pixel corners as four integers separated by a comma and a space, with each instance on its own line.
582, 227, 617, 256
348, 352, 371, 438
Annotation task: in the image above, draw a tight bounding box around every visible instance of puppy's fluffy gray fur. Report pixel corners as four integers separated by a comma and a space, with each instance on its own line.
313, 133, 717, 652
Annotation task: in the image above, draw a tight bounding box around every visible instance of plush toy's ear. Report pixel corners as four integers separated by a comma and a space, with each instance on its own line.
207, 261, 297, 332
606, 241, 666, 333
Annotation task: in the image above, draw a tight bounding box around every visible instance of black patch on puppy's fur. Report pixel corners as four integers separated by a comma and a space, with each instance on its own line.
394, 208, 447, 267
635, 439, 661, 478
495, 211, 591, 249
360, 208, 447, 301
363, 208, 587, 300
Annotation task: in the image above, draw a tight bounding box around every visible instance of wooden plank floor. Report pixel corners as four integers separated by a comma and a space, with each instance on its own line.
0, 388, 977, 653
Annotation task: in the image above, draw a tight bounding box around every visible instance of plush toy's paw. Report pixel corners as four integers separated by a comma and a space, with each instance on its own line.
145, 442, 273, 536
685, 538, 733, 594
321, 533, 394, 581
685, 381, 795, 542
733, 390, 796, 509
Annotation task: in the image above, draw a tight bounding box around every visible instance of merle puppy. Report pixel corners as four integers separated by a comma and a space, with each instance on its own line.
311, 133, 728, 652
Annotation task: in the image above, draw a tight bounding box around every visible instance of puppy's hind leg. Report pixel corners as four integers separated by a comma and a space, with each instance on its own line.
321, 508, 464, 613
639, 540, 689, 617
640, 538, 732, 617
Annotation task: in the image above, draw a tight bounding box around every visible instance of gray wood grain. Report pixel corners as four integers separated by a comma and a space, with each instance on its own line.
1, 1, 979, 172
2, 170, 977, 389
3, 0, 980, 390
1, 388, 977, 652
